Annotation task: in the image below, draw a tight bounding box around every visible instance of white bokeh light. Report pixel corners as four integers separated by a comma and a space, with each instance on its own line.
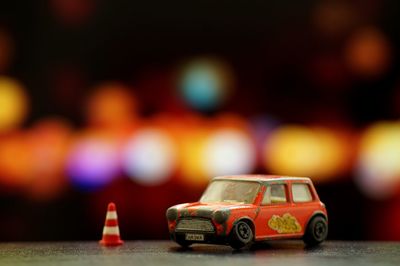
203, 129, 256, 177
123, 129, 177, 186
356, 122, 400, 199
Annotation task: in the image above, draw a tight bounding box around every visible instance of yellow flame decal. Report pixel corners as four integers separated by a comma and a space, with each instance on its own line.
268, 213, 302, 233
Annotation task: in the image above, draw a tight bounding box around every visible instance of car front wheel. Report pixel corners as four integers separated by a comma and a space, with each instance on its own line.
229, 220, 254, 249
303, 216, 328, 246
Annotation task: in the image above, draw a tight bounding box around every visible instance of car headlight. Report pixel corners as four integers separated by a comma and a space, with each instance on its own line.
166, 207, 178, 221
213, 209, 230, 224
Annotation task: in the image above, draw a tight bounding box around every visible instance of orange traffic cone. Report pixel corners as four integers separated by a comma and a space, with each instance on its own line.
99, 202, 124, 246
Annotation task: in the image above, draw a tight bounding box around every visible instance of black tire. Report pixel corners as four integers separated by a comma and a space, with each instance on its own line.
176, 239, 192, 248
229, 220, 254, 249
303, 216, 328, 247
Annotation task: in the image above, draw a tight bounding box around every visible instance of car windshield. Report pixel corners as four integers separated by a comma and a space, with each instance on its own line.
200, 180, 261, 204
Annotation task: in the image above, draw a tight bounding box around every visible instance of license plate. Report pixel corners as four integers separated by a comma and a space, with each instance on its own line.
185, 233, 204, 241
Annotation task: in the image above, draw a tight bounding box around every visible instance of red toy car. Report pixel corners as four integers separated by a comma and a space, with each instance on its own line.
166, 175, 328, 249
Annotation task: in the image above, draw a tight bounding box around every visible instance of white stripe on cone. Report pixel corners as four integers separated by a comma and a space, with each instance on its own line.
106, 211, 118, 220
103, 226, 120, 235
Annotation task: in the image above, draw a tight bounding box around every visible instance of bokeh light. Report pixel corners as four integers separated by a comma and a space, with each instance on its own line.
0, 132, 34, 187
123, 128, 177, 186
264, 125, 350, 182
0, 77, 28, 132
2, 1, 400, 242
66, 133, 120, 190
26, 118, 72, 200
178, 116, 210, 186
356, 121, 400, 199
85, 82, 138, 130
345, 27, 391, 78
178, 58, 234, 111
203, 128, 256, 177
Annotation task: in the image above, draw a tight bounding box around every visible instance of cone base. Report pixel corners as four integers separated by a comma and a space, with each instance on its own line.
99, 239, 124, 246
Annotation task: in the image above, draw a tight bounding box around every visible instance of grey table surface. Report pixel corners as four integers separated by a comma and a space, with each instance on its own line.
0, 241, 399, 266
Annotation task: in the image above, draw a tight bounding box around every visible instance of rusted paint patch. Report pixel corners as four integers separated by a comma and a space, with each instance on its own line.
254, 207, 260, 219
179, 208, 190, 218
195, 206, 214, 218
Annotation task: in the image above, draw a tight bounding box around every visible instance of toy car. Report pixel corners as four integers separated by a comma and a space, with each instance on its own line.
166, 175, 328, 249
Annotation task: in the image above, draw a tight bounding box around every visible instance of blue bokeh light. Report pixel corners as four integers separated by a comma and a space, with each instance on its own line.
179, 60, 230, 111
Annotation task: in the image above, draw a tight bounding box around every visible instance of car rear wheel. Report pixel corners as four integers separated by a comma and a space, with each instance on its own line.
229, 220, 254, 249
303, 216, 328, 246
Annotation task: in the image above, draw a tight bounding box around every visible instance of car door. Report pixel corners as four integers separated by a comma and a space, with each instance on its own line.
254, 182, 293, 239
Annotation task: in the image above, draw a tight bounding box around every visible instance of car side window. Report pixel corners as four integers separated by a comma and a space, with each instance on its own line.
292, 183, 313, 202
262, 184, 287, 205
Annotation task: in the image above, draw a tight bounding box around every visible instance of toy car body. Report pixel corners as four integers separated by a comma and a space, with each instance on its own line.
166, 175, 328, 249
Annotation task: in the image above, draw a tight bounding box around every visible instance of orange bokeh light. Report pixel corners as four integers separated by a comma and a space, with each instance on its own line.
85, 82, 138, 131
25, 118, 73, 200
345, 27, 391, 78
0, 132, 34, 187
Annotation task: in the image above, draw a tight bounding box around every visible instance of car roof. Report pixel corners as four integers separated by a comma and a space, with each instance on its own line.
212, 175, 311, 183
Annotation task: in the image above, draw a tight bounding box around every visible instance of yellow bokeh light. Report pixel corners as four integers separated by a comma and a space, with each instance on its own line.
0, 77, 28, 131
264, 125, 349, 182
179, 128, 210, 187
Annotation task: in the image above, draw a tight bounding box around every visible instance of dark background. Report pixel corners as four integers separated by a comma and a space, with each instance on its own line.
0, 0, 400, 241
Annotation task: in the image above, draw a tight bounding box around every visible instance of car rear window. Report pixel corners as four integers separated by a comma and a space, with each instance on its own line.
292, 183, 313, 202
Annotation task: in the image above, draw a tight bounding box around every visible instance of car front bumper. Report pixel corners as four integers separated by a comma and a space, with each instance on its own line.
171, 231, 228, 245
